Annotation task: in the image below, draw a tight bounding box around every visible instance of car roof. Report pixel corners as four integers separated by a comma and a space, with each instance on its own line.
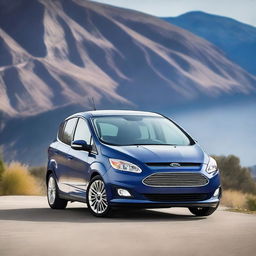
66, 110, 162, 119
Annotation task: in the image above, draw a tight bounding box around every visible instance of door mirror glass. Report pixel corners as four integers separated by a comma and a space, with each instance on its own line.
71, 140, 92, 151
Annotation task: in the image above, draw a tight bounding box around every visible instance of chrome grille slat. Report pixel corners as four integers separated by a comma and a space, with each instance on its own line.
143, 172, 209, 187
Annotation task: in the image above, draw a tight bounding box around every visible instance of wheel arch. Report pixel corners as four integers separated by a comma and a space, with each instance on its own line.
89, 162, 108, 180
46, 159, 58, 185
90, 171, 101, 180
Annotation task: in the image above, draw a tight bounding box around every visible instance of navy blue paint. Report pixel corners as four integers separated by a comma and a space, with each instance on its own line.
47, 110, 221, 208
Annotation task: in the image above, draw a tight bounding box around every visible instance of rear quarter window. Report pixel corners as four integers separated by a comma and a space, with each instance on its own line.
57, 122, 65, 142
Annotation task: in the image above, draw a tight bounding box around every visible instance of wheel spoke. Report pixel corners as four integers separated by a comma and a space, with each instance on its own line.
96, 181, 100, 192
47, 177, 56, 205
100, 184, 105, 193
102, 200, 107, 207
96, 202, 100, 213
90, 187, 97, 194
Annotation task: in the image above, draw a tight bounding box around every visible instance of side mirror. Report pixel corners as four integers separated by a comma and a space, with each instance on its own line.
71, 140, 92, 151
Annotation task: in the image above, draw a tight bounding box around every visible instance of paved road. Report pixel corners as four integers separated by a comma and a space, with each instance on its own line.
0, 196, 255, 256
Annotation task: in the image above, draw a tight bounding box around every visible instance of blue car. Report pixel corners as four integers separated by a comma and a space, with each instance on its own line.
47, 110, 221, 217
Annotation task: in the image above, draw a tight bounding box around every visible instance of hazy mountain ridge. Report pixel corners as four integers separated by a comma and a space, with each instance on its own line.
0, 0, 255, 119
163, 11, 256, 75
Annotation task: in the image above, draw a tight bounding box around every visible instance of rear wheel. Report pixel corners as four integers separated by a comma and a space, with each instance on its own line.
87, 175, 111, 217
47, 174, 68, 209
189, 205, 218, 216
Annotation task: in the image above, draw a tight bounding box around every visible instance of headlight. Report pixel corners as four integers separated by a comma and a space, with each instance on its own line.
206, 157, 218, 174
109, 159, 142, 173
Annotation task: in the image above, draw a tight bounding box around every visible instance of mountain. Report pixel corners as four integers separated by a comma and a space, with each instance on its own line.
0, 1, 256, 119
163, 11, 256, 75
0, 0, 256, 165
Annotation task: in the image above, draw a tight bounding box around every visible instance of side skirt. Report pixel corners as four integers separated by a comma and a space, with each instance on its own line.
58, 191, 87, 203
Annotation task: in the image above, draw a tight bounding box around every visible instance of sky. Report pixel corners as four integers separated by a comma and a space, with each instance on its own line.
172, 101, 256, 167
91, 0, 256, 27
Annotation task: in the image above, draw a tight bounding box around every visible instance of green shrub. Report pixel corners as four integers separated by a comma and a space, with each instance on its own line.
246, 196, 256, 211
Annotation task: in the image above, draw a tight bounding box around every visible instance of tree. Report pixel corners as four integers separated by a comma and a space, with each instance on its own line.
213, 155, 256, 194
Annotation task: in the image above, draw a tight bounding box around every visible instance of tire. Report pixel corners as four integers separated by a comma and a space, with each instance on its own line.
188, 204, 219, 216
87, 175, 111, 217
47, 174, 68, 209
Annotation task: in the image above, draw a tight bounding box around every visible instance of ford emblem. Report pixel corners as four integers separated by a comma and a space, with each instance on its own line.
170, 163, 181, 167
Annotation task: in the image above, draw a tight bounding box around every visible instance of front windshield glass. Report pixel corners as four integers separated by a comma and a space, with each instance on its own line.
93, 115, 192, 146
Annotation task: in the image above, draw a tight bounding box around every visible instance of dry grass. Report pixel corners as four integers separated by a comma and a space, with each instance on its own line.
222, 190, 256, 211
0, 162, 42, 195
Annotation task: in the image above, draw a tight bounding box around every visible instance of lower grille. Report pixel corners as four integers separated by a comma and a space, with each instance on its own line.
144, 193, 209, 202
143, 172, 208, 187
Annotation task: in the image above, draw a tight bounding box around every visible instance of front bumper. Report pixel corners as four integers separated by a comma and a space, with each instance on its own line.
103, 166, 221, 209
110, 199, 220, 209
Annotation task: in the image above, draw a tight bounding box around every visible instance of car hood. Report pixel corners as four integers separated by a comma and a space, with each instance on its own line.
101, 144, 208, 164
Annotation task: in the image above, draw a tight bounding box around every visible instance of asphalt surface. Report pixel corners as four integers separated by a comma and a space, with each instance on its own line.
0, 196, 255, 256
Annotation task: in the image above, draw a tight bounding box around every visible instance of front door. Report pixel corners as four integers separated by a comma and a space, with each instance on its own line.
55, 118, 78, 193
68, 118, 93, 198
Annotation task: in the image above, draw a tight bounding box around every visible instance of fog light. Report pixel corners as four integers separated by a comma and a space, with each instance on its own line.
117, 188, 131, 197
213, 188, 220, 197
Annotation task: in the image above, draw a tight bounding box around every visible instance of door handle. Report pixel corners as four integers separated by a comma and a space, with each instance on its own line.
67, 155, 73, 160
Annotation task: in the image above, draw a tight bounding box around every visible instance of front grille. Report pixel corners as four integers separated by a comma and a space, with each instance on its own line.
144, 193, 209, 202
143, 172, 208, 187
146, 162, 201, 167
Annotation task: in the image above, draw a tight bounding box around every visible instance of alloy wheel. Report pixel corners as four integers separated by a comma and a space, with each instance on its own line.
88, 179, 108, 215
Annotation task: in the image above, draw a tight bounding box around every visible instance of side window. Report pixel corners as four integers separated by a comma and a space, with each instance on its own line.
58, 122, 65, 142
62, 118, 78, 145
74, 118, 92, 144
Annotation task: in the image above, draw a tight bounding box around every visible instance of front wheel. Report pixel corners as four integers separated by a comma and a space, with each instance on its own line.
47, 174, 68, 209
189, 205, 218, 216
87, 175, 111, 217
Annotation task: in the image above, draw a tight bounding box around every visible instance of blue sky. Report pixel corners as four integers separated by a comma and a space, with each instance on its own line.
91, 0, 256, 27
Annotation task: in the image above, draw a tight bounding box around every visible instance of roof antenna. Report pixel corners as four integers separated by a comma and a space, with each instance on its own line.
88, 97, 96, 111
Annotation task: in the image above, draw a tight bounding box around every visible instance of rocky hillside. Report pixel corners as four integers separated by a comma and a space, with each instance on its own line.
0, 0, 255, 118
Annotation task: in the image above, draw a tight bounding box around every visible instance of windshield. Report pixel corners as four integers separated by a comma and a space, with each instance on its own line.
92, 115, 192, 146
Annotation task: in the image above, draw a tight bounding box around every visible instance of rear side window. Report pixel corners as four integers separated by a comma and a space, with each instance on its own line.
57, 122, 65, 142
73, 118, 92, 144
62, 118, 77, 145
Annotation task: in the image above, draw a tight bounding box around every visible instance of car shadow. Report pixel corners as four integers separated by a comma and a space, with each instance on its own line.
0, 207, 205, 223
